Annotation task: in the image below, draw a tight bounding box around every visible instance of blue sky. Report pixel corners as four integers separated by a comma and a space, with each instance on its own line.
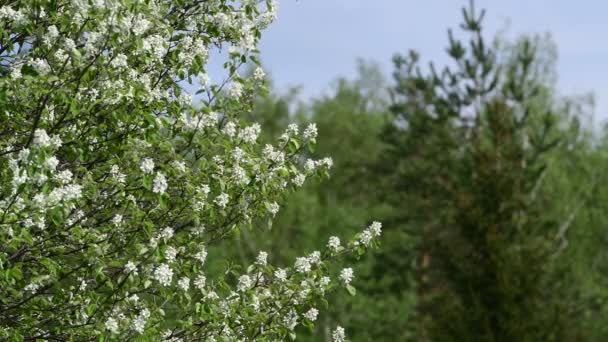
255, 0, 608, 122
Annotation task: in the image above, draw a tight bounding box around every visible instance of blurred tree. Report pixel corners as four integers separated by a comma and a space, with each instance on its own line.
380, 2, 592, 341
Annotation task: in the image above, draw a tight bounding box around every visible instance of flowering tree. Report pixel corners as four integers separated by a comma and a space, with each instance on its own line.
0, 0, 381, 340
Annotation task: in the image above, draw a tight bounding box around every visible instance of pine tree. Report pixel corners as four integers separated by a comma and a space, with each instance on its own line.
381, 2, 586, 340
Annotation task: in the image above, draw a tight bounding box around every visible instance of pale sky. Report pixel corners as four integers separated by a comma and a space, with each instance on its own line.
255, 0, 608, 123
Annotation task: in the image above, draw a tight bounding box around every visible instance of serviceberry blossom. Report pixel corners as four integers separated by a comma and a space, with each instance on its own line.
140, 158, 154, 174
232, 147, 246, 163
24, 282, 40, 293
159, 227, 174, 241
194, 274, 207, 291
110, 165, 126, 183
237, 275, 252, 292
206, 291, 219, 301
178, 277, 190, 291
294, 257, 311, 273
30, 58, 51, 75
223, 121, 237, 137
214, 193, 230, 208
332, 326, 346, 342
228, 82, 243, 98
283, 310, 298, 331
171, 160, 186, 173
303, 123, 318, 140
233, 165, 249, 186
327, 236, 341, 251
360, 230, 373, 247
132, 308, 150, 334
368, 221, 383, 237
360, 221, 383, 246
308, 251, 321, 265
44, 156, 59, 170
125, 261, 137, 275
339, 268, 354, 285
194, 248, 208, 265
267, 201, 280, 216
275, 268, 287, 282
152, 172, 168, 194
293, 173, 306, 187
286, 123, 299, 136
304, 159, 317, 173
112, 214, 123, 227
256, 251, 268, 266
153, 264, 173, 287
239, 124, 261, 144
320, 276, 331, 288
10, 64, 22, 79
110, 54, 128, 69
105, 317, 119, 334
253, 67, 266, 81
33, 129, 51, 147
304, 308, 319, 322
164, 246, 178, 263
56, 169, 73, 183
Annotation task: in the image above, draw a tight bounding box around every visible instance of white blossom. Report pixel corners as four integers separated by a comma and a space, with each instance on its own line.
194, 274, 207, 291
237, 275, 252, 292
304, 308, 318, 322
178, 277, 190, 291
105, 317, 119, 334
303, 123, 318, 140
327, 236, 341, 251
228, 82, 243, 98
125, 261, 137, 274
132, 308, 150, 334
253, 67, 265, 81
112, 214, 123, 227
223, 121, 237, 138
164, 246, 178, 263
368, 221, 382, 237
56, 169, 73, 183
239, 124, 261, 144
282, 310, 298, 331
267, 201, 279, 217
11, 64, 22, 79
152, 172, 168, 194
332, 326, 346, 342
153, 263, 173, 286
194, 248, 208, 265
256, 251, 268, 267
308, 251, 321, 265
339, 268, 354, 285
275, 268, 287, 282
30, 58, 51, 75
214, 193, 230, 208
159, 227, 174, 241
360, 229, 373, 247
24, 282, 40, 293
293, 173, 306, 187
294, 257, 311, 273
171, 160, 186, 173
33, 129, 52, 147
140, 158, 155, 174
44, 156, 59, 171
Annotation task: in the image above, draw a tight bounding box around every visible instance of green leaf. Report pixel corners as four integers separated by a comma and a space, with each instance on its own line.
346, 284, 356, 296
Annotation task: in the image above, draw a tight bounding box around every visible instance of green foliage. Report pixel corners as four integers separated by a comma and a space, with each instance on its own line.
382, 2, 593, 341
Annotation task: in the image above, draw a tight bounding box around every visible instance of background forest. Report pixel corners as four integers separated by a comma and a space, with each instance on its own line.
210, 3, 608, 341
